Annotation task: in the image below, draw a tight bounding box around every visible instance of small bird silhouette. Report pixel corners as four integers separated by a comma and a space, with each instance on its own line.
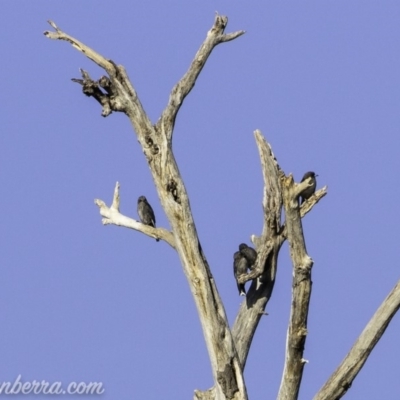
234, 251, 249, 296
137, 196, 159, 241
300, 171, 318, 204
239, 243, 257, 269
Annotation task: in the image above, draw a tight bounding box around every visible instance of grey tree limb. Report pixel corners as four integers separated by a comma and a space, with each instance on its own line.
231, 130, 284, 370
277, 174, 315, 400
196, 130, 285, 400
233, 131, 327, 370
44, 13, 400, 400
156, 15, 245, 141
313, 279, 400, 400
44, 21, 115, 73
94, 182, 176, 247
200, 131, 327, 399
45, 16, 247, 400
278, 187, 328, 241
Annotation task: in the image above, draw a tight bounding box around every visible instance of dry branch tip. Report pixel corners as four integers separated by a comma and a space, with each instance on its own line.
48, 20, 59, 32
111, 181, 120, 211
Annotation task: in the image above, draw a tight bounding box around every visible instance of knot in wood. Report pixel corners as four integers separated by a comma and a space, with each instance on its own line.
144, 135, 153, 147
151, 144, 159, 155
167, 179, 180, 204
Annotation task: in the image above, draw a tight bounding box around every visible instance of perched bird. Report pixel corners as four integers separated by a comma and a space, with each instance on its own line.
239, 243, 257, 269
234, 251, 249, 296
300, 171, 318, 204
137, 196, 159, 241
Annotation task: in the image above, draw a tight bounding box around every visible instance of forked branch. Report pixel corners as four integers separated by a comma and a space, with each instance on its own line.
95, 182, 176, 247
157, 14, 245, 140
232, 131, 325, 371
45, 14, 400, 400
201, 131, 327, 399
46, 16, 247, 400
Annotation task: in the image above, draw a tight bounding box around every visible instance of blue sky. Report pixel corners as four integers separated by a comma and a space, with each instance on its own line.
1, 2, 400, 399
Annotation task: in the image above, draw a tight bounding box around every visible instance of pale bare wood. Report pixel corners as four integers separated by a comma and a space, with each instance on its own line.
44, 21, 115, 74
278, 187, 328, 242
46, 15, 247, 400
156, 15, 244, 141
277, 174, 314, 400
94, 182, 176, 247
313, 280, 400, 400
201, 132, 326, 399
231, 130, 283, 370
45, 12, 400, 399
231, 132, 327, 370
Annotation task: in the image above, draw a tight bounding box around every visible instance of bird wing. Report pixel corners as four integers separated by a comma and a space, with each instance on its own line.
242, 247, 257, 264
234, 255, 248, 278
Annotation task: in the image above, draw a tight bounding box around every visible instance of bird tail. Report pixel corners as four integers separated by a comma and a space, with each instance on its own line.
238, 284, 246, 296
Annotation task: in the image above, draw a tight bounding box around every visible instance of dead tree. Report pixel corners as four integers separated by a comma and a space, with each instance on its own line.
44, 15, 400, 400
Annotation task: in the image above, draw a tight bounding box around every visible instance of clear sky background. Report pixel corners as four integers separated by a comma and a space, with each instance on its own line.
1, 2, 399, 399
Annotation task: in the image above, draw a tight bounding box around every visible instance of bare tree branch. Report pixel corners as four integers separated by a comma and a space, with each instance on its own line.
156, 14, 245, 141
313, 280, 400, 400
278, 187, 328, 241
232, 131, 326, 372
46, 16, 248, 400
94, 182, 176, 247
236, 240, 274, 285
211, 131, 326, 400
200, 130, 325, 390
277, 174, 314, 400
45, 14, 400, 400
44, 21, 115, 74
230, 130, 283, 371
71, 69, 116, 117
299, 188, 327, 216
45, 21, 153, 133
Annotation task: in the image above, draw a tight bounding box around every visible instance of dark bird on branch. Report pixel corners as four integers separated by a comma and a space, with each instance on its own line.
300, 171, 318, 204
137, 196, 159, 241
239, 243, 257, 269
234, 251, 249, 296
